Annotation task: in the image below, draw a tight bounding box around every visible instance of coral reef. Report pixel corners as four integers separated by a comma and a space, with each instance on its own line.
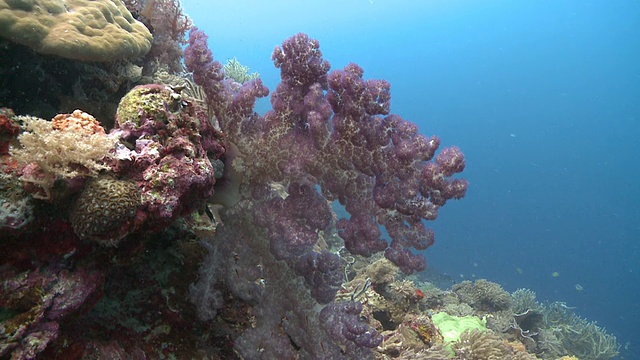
453, 329, 539, 360
181, 29, 468, 357
0, 109, 34, 232
541, 302, 620, 360
0, 184, 33, 231
512, 288, 545, 315
0, 266, 104, 359
0, 39, 144, 122
123, 0, 192, 74
0, 108, 19, 154
0, 0, 152, 61
0, 3, 622, 358
431, 312, 487, 344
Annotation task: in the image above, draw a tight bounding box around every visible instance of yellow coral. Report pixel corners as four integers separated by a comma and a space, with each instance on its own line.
10, 111, 117, 199
0, 0, 152, 61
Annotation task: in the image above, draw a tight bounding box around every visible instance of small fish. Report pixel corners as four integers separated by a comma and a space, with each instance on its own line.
269, 182, 289, 200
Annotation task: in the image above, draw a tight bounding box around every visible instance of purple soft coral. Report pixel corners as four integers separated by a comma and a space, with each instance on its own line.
185, 30, 468, 358
185, 27, 269, 126
185, 31, 467, 276
320, 301, 382, 353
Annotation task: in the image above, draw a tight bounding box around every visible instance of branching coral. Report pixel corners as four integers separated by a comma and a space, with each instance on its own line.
10, 110, 117, 199
543, 302, 619, 360
512, 288, 544, 315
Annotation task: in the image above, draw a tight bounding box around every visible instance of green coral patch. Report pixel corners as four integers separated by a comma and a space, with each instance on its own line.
431, 312, 486, 344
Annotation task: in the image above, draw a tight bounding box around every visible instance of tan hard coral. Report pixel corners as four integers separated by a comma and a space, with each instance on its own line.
0, 0, 152, 61
70, 176, 140, 245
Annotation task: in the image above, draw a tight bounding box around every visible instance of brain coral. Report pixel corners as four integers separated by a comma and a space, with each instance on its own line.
70, 176, 140, 245
0, 0, 152, 61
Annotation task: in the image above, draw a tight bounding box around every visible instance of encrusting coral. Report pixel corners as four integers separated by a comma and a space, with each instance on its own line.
0, 0, 152, 61
0, 178, 33, 230
112, 83, 226, 232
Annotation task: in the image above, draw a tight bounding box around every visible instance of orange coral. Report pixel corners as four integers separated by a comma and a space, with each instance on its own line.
504, 339, 527, 353
51, 110, 106, 135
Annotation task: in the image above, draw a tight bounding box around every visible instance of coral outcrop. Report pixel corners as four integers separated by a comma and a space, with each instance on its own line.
112, 84, 226, 231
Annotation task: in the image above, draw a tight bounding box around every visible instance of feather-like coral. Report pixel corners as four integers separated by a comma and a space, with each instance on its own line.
453, 329, 539, 360
10, 111, 117, 199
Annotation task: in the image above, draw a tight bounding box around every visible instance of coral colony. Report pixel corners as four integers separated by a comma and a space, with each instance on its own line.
0, 1, 619, 359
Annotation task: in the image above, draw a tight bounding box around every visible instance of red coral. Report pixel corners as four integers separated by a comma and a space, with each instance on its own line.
0, 108, 20, 155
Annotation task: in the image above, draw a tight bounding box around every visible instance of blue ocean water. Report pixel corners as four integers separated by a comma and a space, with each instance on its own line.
183, 0, 639, 356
